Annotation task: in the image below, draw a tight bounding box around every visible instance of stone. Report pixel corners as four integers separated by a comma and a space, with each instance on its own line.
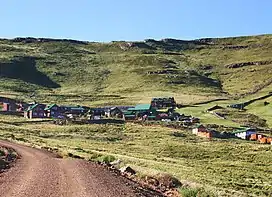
119, 166, 136, 175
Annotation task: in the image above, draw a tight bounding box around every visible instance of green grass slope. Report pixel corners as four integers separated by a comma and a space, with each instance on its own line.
0, 35, 271, 105
0, 114, 271, 196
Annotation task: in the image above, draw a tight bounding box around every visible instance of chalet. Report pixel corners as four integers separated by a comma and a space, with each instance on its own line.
44, 104, 60, 118
192, 124, 212, 138
60, 106, 86, 115
126, 104, 152, 114
0, 102, 24, 112
124, 104, 154, 120
249, 133, 264, 141
133, 104, 152, 111
24, 104, 46, 119
90, 108, 105, 120
192, 124, 208, 134
105, 107, 123, 118
0, 97, 24, 112
232, 128, 256, 140
123, 111, 136, 120
151, 97, 176, 109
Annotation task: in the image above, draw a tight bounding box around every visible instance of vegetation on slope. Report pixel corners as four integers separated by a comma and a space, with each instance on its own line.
0, 35, 271, 105
0, 114, 271, 196
0, 35, 272, 196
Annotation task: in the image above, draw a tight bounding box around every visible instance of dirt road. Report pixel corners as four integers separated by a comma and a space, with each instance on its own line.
0, 140, 162, 197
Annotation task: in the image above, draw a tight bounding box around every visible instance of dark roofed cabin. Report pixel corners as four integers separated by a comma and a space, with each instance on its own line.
24, 104, 46, 119
107, 107, 123, 118
44, 104, 61, 118
60, 106, 87, 115
151, 97, 176, 109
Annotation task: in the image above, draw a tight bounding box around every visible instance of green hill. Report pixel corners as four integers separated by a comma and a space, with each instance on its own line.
0, 35, 271, 105
0, 35, 272, 196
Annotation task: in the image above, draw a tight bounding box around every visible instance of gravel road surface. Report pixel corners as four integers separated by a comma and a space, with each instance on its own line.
0, 140, 163, 197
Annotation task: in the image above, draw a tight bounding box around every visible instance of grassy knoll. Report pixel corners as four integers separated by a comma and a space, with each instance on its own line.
0, 114, 271, 196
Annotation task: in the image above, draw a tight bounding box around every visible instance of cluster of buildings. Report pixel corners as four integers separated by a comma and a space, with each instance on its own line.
192, 125, 272, 145
1, 96, 271, 144
0, 97, 24, 112
233, 128, 272, 144
123, 98, 198, 124
1, 97, 193, 123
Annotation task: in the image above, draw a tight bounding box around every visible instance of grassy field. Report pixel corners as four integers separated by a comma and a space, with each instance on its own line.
0, 114, 271, 197
0, 35, 272, 196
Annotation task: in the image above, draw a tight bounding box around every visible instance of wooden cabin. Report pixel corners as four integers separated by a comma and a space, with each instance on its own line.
192, 125, 212, 139
232, 128, 256, 140
151, 97, 176, 109
106, 107, 123, 118
24, 104, 46, 119
44, 104, 61, 118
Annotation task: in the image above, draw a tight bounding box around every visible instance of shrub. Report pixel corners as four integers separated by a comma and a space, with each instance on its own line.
0, 150, 5, 157
156, 173, 182, 188
179, 188, 199, 197
97, 155, 116, 164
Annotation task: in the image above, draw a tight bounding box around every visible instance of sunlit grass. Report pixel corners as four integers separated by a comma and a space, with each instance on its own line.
0, 114, 271, 196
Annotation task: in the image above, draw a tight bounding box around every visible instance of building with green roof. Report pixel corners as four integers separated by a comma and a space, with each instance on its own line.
232, 128, 256, 140
24, 103, 46, 119
124, 104, 157, 120
44, 104, 61, 118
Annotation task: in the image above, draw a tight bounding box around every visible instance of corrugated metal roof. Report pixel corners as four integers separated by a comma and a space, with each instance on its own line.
134, 104, 151, 110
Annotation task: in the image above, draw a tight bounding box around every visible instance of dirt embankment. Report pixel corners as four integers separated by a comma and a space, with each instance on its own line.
0, 146, 18, 172
0, 140, 164, 197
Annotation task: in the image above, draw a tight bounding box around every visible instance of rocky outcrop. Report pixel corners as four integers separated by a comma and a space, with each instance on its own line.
226, 60, 272, 68
11, 37, 88, 45
198, 65, 213, 70
223, 45, 249, 50
119, 166, 136, 175
119, 42, 156, 51
147, 69, 178, 75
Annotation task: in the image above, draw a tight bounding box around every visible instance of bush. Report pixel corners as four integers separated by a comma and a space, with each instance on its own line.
0, 150, 5, 157
179, 188, 214, 197
97, 155, 116, 164
179, 188, 199, 197
156, 173, 182, 188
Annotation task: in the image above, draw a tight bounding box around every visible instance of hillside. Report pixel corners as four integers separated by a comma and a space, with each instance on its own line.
0, 35, 272, 196
0, 35, 272, 106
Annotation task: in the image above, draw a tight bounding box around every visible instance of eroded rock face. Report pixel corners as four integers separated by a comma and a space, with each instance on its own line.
225, 60, 272, 68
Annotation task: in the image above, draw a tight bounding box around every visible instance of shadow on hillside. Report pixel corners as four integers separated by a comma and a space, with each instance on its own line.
0, 56, 60, 88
